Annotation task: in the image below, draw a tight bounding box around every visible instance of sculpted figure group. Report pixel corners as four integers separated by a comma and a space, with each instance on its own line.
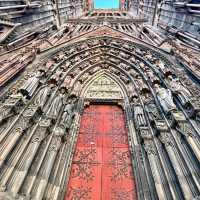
13, 64, 78, 137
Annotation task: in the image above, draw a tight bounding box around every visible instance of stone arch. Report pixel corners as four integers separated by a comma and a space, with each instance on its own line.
0, 34, 200, 200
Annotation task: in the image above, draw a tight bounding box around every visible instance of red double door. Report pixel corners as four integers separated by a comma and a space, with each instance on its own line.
65, 105, 137, 200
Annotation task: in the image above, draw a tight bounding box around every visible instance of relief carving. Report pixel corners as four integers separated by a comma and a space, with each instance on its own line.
85, 75, 123, 99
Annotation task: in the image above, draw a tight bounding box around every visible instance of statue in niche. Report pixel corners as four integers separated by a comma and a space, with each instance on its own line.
60, 96, 77, 130
110, 48, 119, 55
109, 57, 120, 64
154, 83, 176, 113
135, 48, 144, 56
50, 68, 63, 84
141, 91, 161, 123
74, 56, 81, 63
56, 51, 65, 61
129, 69, 137, 77
89, 66, 101, 75
70, 67, 81, 78
65, 60, 71, 69
87, 39, 99, 47
119, 73, 130, 84
19, 69, 46, 99
130, 57, 136, 64
132, 96, 147, 127
79, 72, 89, 84
109, 67, 120, 75
154, 58, 165, 71
34, 79, 57, 111
80, 43, 88, 50
69, 57, 75, 65
127, 83, 135, 98
68, 47, 76, 55
62, 75, 72, 90
119, 63, 130, 71
144, 51, 153, 61
134, 77, 148, 93
167, 75, 191, 106
71, 80, 82, 96
90, 57, 101, 65
146, 70, 160, 84
119, 52, 130, 59
79, 62, 88, 70
45, 59, 55, 71
139, 62, 145, 69
123, 43, 134, 51
91, 49, 100, 55
45, 87, 66, 120
145, 101, 161, 123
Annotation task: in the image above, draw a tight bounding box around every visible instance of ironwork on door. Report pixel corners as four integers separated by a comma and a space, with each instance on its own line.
65, 105, 137, 200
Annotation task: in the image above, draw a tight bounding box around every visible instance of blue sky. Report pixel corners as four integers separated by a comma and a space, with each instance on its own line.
94, 0, 119, 9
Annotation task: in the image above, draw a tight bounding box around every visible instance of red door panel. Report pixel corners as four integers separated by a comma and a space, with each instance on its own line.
65, 105, 137, 200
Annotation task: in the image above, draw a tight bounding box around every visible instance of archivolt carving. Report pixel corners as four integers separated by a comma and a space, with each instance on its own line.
0, 36, 200, 200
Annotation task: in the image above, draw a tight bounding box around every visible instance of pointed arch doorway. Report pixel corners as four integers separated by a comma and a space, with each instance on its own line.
65, 74, 137, 200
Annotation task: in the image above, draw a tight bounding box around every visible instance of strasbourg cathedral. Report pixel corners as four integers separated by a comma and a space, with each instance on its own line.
0, 0, 200, 199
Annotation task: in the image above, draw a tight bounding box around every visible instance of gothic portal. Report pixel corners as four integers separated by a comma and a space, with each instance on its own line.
0, 1, 200, 200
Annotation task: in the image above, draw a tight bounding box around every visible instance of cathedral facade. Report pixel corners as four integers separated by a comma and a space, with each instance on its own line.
0, 0, 200, 200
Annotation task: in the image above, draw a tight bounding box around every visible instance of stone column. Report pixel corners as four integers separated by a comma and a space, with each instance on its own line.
134, 145, 159, 200
0, 105, 38, 169
171, 129, 200, 192
154, 137, 184, 199
9, 120, 49, 195
32, 134, 62, 200
24, 135, 53, 196
143, 137, 173, 200
46, 115, 80, 200
172, 111, 200, 161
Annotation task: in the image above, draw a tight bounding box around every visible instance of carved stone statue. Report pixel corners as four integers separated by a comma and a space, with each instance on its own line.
134, 105, 147, 127
120, 52, 130, 59
60, 97, 76, 130
89, 66, 101, 75
130, 57, 136, 63
61, 75, 72, 90
155, 59, 165, 71
144, 100, 161, 123
131, 95, 147, 127
19, 70, 45, 98
34, 82, 56, 111
79, 72, 89, 83
0, 93, 24, 123
167, 75, 191, 106
144, 51, 153, 61
45, 88, 65, 120
45, 59, 55, 71
154, 84, 176, 113
119, 73, 130, 84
